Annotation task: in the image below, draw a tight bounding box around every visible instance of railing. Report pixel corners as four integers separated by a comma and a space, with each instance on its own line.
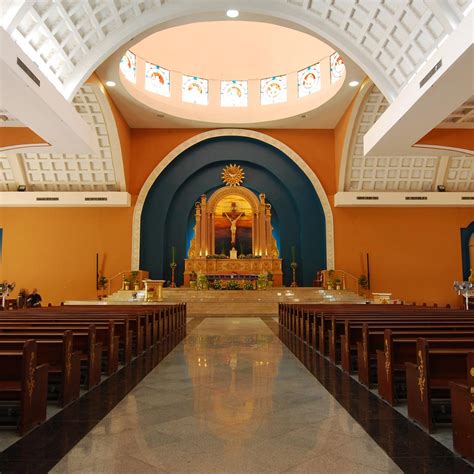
108, 270, 149, 296
321, 269, 362, 294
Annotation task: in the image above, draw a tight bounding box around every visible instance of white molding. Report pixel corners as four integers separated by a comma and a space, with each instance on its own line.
334, 192, 474, 207
131, 129, 335, 271
0, 191, 131, 207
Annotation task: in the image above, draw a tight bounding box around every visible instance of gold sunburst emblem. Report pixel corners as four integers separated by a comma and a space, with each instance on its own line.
222, 164, 245, 187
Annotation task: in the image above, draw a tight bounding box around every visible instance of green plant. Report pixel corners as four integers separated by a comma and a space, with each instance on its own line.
98, 276, 108, 289
243, 280, 254, 290
267, 272, 273, 281
226, 280, 241, 290
358, 274, 369, 289
212, 280, 222, 290
197, 273, 208, 290
257, 273, 268, 290
190, 271, 197, 282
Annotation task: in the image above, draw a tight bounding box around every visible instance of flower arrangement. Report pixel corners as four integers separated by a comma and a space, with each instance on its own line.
226, 280, 241, 290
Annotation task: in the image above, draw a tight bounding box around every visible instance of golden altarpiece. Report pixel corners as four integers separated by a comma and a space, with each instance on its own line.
184, 165, 283, 286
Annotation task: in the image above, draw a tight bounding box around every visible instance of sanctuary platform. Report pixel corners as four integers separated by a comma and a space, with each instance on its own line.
66, 287, 367, 316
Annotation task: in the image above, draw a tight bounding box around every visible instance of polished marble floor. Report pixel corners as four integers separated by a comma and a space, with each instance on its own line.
51, 318, 401, 473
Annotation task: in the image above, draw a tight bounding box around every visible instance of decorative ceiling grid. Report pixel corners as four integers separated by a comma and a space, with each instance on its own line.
440, 96, 474, 126
0, 154, 17, 191
445, 156, 474, 191
2, 0, 471, 100
345, 84, 474, 192
0, 85, 122, 192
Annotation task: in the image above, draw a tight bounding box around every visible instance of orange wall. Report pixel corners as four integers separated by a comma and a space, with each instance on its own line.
1, 125, 471, 307
130, 128, 336, 197
416, 128, 474, 153
334, 207, 472, 307
0, 207, 132, 305
0, 127, 46, 150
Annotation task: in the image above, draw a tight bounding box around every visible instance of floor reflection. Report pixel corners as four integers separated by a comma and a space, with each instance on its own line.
49, 318, 403, 473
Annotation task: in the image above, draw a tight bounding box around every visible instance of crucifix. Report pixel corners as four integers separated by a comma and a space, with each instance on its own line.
223, 202, 245, 247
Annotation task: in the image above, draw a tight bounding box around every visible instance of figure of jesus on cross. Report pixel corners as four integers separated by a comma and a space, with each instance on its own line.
223, 202, 245, 247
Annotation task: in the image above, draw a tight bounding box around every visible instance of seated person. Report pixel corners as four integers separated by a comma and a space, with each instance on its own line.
26, 288, 42, 308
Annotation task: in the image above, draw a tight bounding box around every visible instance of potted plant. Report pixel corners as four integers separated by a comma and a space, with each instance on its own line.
197, 273, 208, 290
334, 277, 342, 290
358, 274, 369, 296
257, 273, 268, 290
243, 280, 254, 290
98, 276, 108, 297
226, 280, 241, 290
267, 272, 274, 288
212, 280, 222, 290
327, 279, 334, 290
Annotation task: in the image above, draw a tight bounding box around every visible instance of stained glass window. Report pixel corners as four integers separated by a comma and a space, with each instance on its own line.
119, 50, 136, 83
330, 52, 345, 83
145, 62, 170, 97
297, 63, 321, 97
260, 75, 287, 105
182, 75, 208, 105
220, 80, 248, 107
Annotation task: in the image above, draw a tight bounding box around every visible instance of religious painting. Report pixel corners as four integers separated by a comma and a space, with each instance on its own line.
182, 75, 209, 105
214, 194, 253, 255
119, 50, 136, 83
145, 62, 171, 97
220, 80, 248, 107
297, 63, 321, 97
330, 52, 345, 83
260, 75, 287, 105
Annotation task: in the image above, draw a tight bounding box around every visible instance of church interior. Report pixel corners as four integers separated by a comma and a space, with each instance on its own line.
0, 1, 473, 472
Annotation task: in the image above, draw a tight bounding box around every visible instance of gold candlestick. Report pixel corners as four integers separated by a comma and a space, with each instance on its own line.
290, 262, 298, 287
170, 262, 177, 288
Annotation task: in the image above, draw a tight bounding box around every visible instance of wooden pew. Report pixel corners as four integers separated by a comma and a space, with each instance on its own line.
0, 331, 81, 406
450, 353, 474, 463
405, 338, 472, 433
356, 322, 474, 386
0, 340, 49, 435
376, 329, 474, 405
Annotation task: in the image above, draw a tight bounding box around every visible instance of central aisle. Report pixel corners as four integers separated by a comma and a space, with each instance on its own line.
52, 318, 401, 473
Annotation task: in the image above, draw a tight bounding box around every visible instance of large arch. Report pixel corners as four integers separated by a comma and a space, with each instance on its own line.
5, 2, 468, 102
132, 129, 334, 276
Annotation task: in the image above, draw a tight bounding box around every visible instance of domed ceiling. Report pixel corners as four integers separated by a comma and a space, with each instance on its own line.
97, 21, 366, 128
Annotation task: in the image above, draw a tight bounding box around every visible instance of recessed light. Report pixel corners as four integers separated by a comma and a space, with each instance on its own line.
226, 9, 239, 18
105, 81, 116, 87
348, 80, 359, 87
300, 115, 307, 119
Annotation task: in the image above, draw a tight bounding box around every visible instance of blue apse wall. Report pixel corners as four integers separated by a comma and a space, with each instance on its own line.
140, 136, 327, 286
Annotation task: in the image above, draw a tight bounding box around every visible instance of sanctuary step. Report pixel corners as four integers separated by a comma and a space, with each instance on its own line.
98, 288, 367, 316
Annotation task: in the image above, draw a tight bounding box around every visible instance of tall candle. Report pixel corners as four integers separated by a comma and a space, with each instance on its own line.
291, 246, 296, 263
171, 246, 175, 264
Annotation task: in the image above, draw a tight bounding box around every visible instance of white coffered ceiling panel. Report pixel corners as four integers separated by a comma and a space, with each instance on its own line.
0, 154, 18, 191
2, 0, 471, 101
1, 84, 125, 192
438, 96, 474, 128
343, 84, 474, 193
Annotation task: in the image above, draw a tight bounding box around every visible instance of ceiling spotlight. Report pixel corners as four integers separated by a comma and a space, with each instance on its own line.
437, 185, 446, 192
226, 9, 239, 18
348, 80, 359, 87
105, 81, 116, 87
17, 185, 26, 192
